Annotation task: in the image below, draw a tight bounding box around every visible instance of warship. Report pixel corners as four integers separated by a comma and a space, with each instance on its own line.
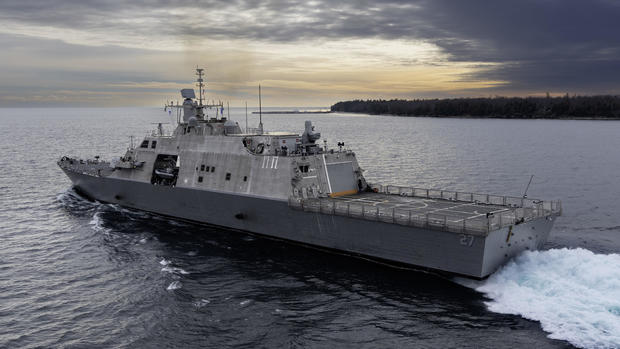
59, 69, 562, 278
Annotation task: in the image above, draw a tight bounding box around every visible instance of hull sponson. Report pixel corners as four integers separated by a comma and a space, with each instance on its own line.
63, 169, 553, 278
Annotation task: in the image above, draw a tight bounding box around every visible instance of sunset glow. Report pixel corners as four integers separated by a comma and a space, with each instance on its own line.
1, 0, 619, 106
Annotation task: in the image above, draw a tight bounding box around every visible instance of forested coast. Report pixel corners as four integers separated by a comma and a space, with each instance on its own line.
331, 95, 620, 119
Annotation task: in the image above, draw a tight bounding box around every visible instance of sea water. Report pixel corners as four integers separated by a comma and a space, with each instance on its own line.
0, 107, 619, 348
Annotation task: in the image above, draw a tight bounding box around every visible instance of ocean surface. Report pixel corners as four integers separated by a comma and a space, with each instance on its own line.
1, 107, 619, 348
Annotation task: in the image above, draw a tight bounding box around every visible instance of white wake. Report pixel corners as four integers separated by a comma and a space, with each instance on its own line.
89, 212, 110, 233
469, 248, 620, 349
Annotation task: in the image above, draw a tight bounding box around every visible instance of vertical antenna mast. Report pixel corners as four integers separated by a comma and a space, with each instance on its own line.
227, 101, 230, 119
258, 85, 263, 133
245, 101, 248, 133
523, 175, 534, 198
196, 68, 204, 107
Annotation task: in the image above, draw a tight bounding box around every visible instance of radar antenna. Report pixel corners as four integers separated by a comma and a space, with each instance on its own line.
164, 68, 224, 123
196, 68, 205, 107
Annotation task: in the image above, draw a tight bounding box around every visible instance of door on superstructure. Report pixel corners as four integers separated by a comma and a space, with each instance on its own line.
326, 161, 358, 197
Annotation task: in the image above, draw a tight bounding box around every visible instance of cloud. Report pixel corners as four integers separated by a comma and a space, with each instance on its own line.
1, 0, 620, 105
4, 0, 619, 50
412, 0, 620, 93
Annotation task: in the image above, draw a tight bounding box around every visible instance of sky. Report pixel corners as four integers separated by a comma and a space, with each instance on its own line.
1, 0, 620, 107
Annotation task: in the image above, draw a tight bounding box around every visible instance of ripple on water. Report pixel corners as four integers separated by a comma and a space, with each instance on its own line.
167, 281, 182, 291
3, 109, 620, 348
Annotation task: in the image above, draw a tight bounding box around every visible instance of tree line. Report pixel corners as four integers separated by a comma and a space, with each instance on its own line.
330, 95, 620, 119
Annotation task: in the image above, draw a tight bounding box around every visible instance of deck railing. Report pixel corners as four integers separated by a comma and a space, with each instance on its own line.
244, 127, 264, 135
289, 184, 561, 236
149, 129, 175, 137
372, 184, 560, 210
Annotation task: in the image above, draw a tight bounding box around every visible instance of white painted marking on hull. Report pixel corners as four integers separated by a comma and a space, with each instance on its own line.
322, 154, 333, 194
246, 159, 255, 194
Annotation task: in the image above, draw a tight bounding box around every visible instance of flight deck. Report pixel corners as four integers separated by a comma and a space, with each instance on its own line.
290, 185, 561, 236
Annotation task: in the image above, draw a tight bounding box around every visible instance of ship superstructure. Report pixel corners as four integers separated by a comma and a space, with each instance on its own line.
59, 69, 561, 278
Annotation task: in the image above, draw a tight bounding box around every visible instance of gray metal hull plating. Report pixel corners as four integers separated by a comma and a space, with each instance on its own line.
63, 169, 554, 278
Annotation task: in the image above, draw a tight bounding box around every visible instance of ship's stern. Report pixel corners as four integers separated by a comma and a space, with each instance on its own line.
478, 215, 557, 278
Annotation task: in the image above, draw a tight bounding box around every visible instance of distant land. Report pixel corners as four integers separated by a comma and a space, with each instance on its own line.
331, 95, 620, 119
252, 110, 332, 114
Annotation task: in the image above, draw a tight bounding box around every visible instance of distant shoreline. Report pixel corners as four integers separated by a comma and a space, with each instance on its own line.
252, 110, 332, 114
332, 112, 620, 120
331, 96, 620, 120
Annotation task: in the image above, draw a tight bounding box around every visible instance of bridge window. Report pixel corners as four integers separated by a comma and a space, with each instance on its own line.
151, 141, 157, 149
198, 176, 203, 183
200, 164, 205, 171
211, 166, 215, 172
243, 176, 247, 182
140, 140, 149, 148
225, 173, 231, 181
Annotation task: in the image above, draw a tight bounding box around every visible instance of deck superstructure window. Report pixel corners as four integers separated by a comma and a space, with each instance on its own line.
151, 141, 157, 149
140, 140, 149, 148
299, 165, 309, 173
225, 173, 231, 181
200, 164, 205, 171
243, 176, 247, 182
211, 166, 215, 172
198, 176, 203, 183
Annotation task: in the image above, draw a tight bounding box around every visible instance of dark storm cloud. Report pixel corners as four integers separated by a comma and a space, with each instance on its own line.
416, 0, 620, 93
2, 0, 620, 93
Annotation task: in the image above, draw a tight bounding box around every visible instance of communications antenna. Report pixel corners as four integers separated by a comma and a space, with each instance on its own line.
196, 68, 205, 106
523, 175, 534, 198
258, 85, 263, 134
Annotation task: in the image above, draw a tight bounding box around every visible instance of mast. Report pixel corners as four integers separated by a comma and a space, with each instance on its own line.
523, 175, 534, 198
196, 68, 205, 107
259, 85, 263, 134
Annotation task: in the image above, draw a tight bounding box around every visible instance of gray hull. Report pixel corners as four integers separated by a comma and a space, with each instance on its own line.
64, 169, 555, 278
